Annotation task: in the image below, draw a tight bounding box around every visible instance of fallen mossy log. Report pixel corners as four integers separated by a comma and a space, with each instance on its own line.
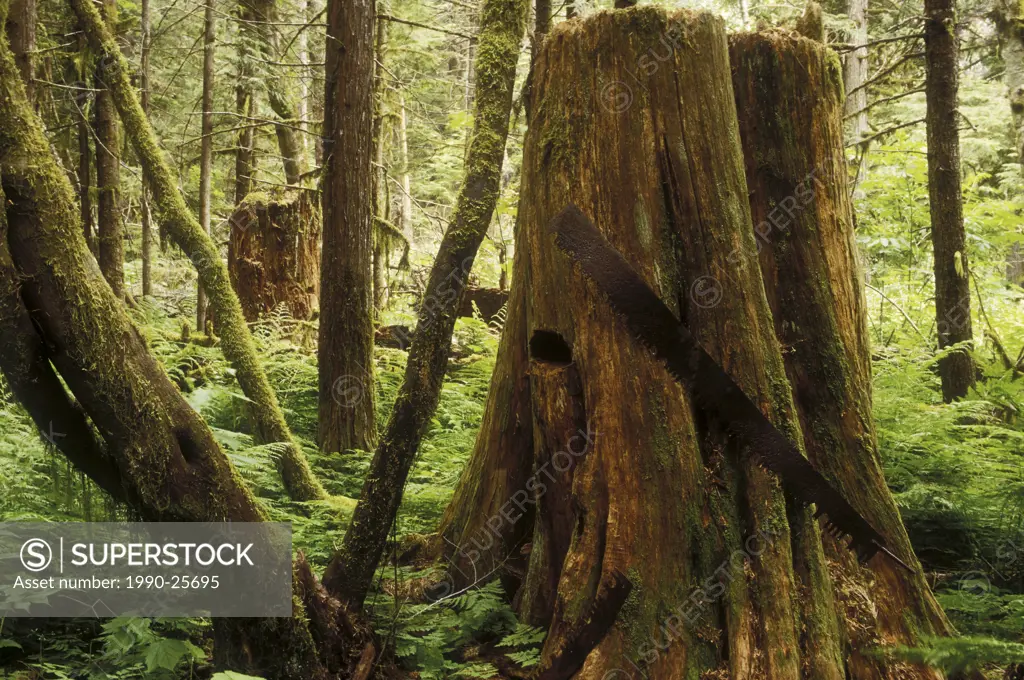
0, 16, 372, 675
67, 0, 325, 502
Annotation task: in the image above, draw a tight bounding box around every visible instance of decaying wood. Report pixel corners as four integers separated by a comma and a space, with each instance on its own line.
731, 30, 950, 677
457, 285, 508, 323
442, 9, 945, 679
228, 190, 321, 321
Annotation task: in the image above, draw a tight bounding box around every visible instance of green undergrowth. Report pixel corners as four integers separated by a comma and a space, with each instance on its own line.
0, 297, 502, 678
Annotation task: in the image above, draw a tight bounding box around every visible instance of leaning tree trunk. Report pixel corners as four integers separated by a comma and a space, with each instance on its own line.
925, 0, 974, 402
251, 0, 305, 185
321, 0, 528, 608
228, 189, 321, 321
730, 31, 949, 678
441, 9, 939, 679
0, 22, 369, 675
69, 0, 327, 502
234, 1, 256, 205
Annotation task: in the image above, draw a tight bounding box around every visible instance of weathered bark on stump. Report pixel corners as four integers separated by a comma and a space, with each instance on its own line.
925, 0, 974, 402
228, 190, 321, 321
440, 9, 928, 679
731, 31, 949, 679
0, 26, 368, 675
318, 0, 378, 454
321, 0, 528, 608
69, 0, 327, 501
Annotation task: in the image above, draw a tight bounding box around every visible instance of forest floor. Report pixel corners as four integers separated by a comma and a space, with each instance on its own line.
0, 287, 1023, 678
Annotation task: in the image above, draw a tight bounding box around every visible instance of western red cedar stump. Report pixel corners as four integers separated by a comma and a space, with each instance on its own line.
730, 31, 949, 679
228, 190, 321, 321
441, 8, 859, 679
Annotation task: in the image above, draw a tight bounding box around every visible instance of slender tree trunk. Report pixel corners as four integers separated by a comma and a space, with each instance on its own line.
993, 0, 1024, 286
196, 0, 216, 332
731, 31, 950, 678
77, 35, 95, 256
94, 0, 124, 298
995, 0, 1024, 164
318, 0, 378, 454
140, 0, 152, 295
251, 0, 304, 184
372, 0, 389, 314
69, 0, 327, 501
321, 0, 527, 609
844, 0, 869, 141
3, 0, 34, 99
535, 0, 550, 38
298, 0, 309, 160
925, 0, 974, 402
398, 94, 413, 243
233, 2, 256, 204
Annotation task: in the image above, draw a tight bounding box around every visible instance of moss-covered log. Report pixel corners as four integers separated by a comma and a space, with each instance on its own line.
0, 21, 368, 676
68, 0, 326, 502
436, 8, 931, 679
730, 31, 949, 678
321, 0, 528, 608
228, 189, 321, 321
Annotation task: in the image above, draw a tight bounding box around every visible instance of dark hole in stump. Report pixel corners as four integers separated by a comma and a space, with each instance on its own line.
530, 329, 573, 366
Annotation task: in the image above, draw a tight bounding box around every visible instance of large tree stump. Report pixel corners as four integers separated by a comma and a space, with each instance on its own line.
443, 8, 844, 679
228, 190, 321, 321
440, 10, 947, 680
730, 31, 949, 677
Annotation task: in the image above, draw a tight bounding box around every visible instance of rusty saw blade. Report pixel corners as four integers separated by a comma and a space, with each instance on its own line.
550, 204, 912, 572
